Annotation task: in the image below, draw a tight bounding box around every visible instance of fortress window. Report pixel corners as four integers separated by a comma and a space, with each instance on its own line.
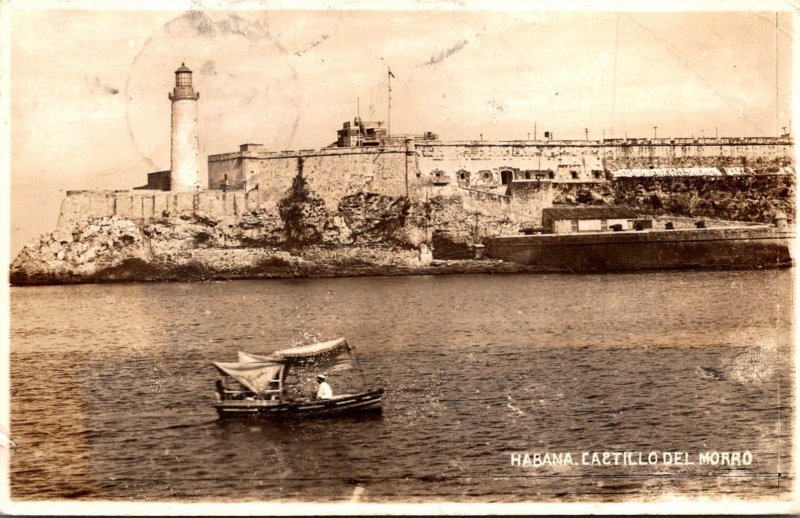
570, 171, 579, 179
548, 171, 555, 179
571, 220, 579, 233
501, 170, 514, 185
431, 170, 449, 185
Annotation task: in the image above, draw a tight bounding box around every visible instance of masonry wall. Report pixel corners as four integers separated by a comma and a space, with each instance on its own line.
207, 154, 243, 189
415, 139, 793, 187
505, 181, 554, 225
57, 147, 413, 231
208, 147, 412, 208
418, 143, 605, 184
56, 190, 283, 230
486, 226, 792, 272
58, 138, 793, 234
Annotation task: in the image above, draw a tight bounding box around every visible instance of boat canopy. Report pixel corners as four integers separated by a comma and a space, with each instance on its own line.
237, 351, 272, 363
213, 361, 283, 394
234, 338, 352, 369
272, 337, 349, 360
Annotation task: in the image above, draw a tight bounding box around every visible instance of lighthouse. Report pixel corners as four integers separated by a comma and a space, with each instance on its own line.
168, 63, 200, 191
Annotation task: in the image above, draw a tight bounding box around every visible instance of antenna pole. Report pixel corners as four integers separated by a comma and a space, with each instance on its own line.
357, 97, 360, 119
534, 121, 537, 141
776, 11, 780, 137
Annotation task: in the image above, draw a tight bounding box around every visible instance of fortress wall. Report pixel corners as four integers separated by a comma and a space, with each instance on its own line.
225, 191, 242, 216
300, 150, 408, 208
458, 191, 524, 232
256, 157, 301, 207
418, 144, 606, 184
153, 193, 169, 217
507, 182, 555, 225
115, 194, 145, 221
226, 149, 411, 211
208, 155, 241, 190
174, 192, 194, 213
415, 140, 793, 187
606, 142, 792, 169
54, 139, 792, 234
142, 196, 155, 220
56, 190, 254, 230
206, 139, 792, 208
57, 191, 117, 229
196, 191, 225, 216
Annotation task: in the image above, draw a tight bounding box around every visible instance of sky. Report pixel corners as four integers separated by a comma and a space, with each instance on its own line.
6, 6, 795, 255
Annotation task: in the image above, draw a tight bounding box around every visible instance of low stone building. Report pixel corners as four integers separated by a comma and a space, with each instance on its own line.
542, 206, 638, 234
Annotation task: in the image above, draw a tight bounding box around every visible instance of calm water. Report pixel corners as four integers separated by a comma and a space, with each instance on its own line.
10, 271, 794, 502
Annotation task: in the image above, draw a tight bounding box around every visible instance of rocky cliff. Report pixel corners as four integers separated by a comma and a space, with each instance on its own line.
10, 187, 524, 285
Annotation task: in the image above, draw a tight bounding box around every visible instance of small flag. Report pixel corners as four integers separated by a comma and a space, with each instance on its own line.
388, 68, 395, 78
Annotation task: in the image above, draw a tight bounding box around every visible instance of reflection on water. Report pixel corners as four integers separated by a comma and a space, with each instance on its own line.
10, 270, 794, 501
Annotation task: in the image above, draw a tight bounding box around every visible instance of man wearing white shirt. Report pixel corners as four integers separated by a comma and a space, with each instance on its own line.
315, 374, 333, 400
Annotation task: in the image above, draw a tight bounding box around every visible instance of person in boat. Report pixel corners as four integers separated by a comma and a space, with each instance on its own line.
315, 374, 333, 400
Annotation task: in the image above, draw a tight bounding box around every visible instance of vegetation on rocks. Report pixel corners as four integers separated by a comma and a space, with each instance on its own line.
553, 175, 794, 223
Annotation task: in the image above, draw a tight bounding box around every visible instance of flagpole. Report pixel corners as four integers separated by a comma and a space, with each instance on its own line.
388, 67, 392, 137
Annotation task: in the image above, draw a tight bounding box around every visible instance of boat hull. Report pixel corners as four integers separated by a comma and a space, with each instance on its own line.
214, 389, 384, 418
486, 226, 793, 272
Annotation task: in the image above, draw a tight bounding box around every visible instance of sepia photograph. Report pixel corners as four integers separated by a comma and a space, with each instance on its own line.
2, 0, 797, 513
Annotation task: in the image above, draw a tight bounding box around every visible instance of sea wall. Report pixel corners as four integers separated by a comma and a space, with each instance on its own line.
486, 226, 793, 272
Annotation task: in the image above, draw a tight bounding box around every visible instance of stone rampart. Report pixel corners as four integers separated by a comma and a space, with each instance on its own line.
56, 190, 281, 230
57, 137, 793, 236
207, 146, 411, 206
415, 138, 792, 186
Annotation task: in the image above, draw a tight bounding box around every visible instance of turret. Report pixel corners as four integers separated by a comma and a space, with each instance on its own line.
168, 63, 201, 191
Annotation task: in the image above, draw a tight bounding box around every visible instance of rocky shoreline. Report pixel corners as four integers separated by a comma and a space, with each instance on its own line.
8, 211, 525, 286
11, 215, 791, 286
9, 256, 535, 287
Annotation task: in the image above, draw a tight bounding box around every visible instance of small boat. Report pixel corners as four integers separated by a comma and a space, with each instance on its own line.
212, 337, 384, 418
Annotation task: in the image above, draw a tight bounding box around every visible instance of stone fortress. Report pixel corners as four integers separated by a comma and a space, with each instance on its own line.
57, 63, 793, 240
13, 62, 793, 284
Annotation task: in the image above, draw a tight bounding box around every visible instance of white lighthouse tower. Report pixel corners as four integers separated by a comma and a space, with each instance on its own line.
168, 63, 201, 191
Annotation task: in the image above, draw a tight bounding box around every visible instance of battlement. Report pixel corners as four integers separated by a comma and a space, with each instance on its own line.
427, 136, 792, 147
